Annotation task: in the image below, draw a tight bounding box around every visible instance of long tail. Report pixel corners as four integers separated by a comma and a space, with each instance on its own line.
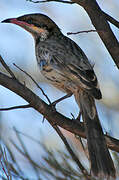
74, 90, 116, 179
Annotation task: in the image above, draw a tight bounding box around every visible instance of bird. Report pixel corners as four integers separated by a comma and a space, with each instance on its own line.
2, 13, 116, 179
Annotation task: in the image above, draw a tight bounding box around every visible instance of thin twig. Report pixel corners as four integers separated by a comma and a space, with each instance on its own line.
0, 149, 10, 180
71, 112, 75, 119
3, 143, 24, 176
52, 125, 91, 180
12, 128, 41, 144
13, 63, 51, 104
27, 0, 74, 4
0, 104, 31, 111
79, 138, 89, 160
67, 29, 99, 35
42, 116, 45, 123
0, 161, 10, 180
0, 55, 16, 79
3, 148, 12, 180
12, 127, 40, 178
52, 93, 72, 106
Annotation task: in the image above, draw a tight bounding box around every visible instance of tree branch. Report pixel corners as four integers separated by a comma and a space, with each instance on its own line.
52, 125, 91, 179
71, 0, 119, 68
67, 29, 98, 35
103, 11, 119, 29
0, 68, 119, 152
27, 0, 74, 4
0, 55, 16, 79
0, 104, 31, 111
27, 0, 119, 68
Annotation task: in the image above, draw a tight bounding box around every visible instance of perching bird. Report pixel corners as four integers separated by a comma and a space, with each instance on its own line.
2, 14, 116, 179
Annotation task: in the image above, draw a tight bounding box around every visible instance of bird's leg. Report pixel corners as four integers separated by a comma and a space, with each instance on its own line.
51, 93, 72, 110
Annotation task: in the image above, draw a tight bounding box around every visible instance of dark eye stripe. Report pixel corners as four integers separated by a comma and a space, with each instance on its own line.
32, 23, 41, 27
26, 20, 49, 30
26, 19, 39, 26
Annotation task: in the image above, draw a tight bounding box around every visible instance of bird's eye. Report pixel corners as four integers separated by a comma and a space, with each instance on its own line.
48, 27, 53, 32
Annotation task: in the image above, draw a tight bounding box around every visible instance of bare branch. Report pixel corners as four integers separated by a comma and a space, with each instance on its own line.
26, 0, 74, 4
0, 69, 119, 152
67, 29, 98, 35
0, 148, 10, 180
12, 128, 41, 144
3, 148, 12, 180
0, 104, 31, 111
13, 63, 51, 104
67, 13, 119, 35
11, 127, 41, 171
0, 55, 16, 79
53, 125, 91, 179
103, 11, 119, 29
52, 93, 72, 106
71, 0, 119, 68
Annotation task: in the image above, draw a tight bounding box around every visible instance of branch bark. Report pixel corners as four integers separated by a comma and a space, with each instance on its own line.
71, 0, 119, 68
0, 70, 119, 152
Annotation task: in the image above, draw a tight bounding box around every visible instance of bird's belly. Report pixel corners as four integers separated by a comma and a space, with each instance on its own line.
41, 66, 77, 93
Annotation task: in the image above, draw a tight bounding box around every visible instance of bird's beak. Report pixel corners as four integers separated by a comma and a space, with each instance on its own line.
1, 17, 46, 37
1, 18, 17, 24
1, 18, 12, 23
1, 18, 30, 27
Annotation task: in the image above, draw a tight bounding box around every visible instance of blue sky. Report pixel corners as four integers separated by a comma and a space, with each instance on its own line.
0, 0, 119, 179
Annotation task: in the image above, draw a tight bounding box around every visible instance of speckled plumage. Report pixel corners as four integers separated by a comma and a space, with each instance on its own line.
2, 13, 116, 179
35, 35, 102, 100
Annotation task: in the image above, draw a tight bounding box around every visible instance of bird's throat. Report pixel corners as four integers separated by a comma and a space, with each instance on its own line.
35, 28, 49, 41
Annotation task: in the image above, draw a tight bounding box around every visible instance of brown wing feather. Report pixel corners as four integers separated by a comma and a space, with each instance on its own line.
36, 37, 102, 99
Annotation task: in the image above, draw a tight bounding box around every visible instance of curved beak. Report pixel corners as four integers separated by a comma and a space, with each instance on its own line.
1, 18, 30, 28
1, 19, 11, 23
1, 17, 45, 38
1, 18, 16, 23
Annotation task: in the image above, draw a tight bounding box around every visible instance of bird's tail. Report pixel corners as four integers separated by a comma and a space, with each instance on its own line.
74, 90, 116, 179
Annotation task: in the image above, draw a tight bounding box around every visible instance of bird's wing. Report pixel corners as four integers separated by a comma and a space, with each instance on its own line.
51, 47, 101, 99
37, 39, 101, 99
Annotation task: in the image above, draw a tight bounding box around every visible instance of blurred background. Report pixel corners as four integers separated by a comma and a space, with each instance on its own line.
0, 0, 119, 179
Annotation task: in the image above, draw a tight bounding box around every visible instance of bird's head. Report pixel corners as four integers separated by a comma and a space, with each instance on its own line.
1, 13, 60, 41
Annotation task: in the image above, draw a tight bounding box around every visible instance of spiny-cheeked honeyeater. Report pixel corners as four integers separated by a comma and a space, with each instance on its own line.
2, 13, 116, 179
